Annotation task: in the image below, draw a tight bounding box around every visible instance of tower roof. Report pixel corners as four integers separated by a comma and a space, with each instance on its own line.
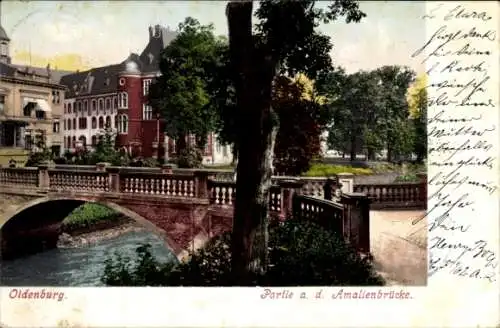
0, 25, 9, 41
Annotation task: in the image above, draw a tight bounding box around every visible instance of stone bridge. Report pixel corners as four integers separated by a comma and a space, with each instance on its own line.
0, 163, 426, 263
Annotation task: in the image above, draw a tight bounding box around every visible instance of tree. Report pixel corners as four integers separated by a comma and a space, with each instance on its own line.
273, 74, 330, 175
407, 73, 428, 163
148, 17, 224, 157
374, 65, 416, 162
89, 127, 127, 165
226, 0, 365, 284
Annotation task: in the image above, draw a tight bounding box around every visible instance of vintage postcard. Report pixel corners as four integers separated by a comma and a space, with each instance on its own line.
0, 0, 498, 327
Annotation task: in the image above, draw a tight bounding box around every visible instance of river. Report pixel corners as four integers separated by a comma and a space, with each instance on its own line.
0, 230, 177, 287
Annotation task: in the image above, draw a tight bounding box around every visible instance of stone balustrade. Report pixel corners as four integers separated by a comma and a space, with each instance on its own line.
0, 163, 426, 211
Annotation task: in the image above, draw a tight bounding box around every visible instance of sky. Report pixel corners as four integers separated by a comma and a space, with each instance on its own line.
1, 1, 425, 74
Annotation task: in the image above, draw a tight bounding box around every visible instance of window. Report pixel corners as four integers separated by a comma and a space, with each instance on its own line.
113, 96, 118, 109
78, 135, 86, 147
105, 98, 111, 110
76, 101, 82, 114
63, 120, 66, 130
83, 100, 88, 114
67, 119, 72, 130
78, 117, 87, 130
0, 43, 7, 56
73, 118, 76, 129
25, 134, 33, 150
35, 110, 45, 120
142, 104, 153, 120
72, 136, 76, 148
91, 135, 97, 146
105, 116, 111, 128
216, 141, 221, 153
118, 92, 128, 109
98, 117, 104, 129
114, 115, 118, 129
68, 103, 72, 113
98, 99, 104, 112
53, 121, 60, 133
91, 117, 97, 129
143, 79, 152, 96
92, 99, 97, 112
63, 103, 66, 114
52, 90, 60, 104
223, 145, 228, 157
23, 102, 35, 117
118, 114, 128, 133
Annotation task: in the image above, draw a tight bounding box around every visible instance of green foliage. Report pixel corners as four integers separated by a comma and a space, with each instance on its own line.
302, 163, 373, 177
88, 128, 128, 166
101, 219, 384, 286
102, 244, 176, 286
128, 157, 160, 168
149, 18, 224, 152
176, 148, 203, 169
25, 147, 53, 167
63, 203, 121, 229
320, 65, 418, 162
394, 173, 418, 183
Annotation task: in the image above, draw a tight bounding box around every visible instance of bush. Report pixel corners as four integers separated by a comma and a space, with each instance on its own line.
176, 148, 203, 168
129, 157, 160, 168
63, 203, 121, 229
101, 219, 384, 286
25, 147, 53, 167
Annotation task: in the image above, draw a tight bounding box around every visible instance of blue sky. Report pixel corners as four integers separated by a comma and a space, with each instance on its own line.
2, 1, 425, 73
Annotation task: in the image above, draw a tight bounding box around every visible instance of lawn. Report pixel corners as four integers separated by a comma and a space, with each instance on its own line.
62, 203, 122, 229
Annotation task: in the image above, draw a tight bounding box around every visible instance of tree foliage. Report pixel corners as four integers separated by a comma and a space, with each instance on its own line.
226, 0, 366, 283
320, 65, 417, 161
273, 74, 330, 175
407, 73, 428, 163
101, 219, 384, 286
148, 17, 226, 152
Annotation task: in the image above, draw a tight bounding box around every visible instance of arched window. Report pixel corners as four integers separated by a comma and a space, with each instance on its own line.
113, 96, 118, 109
63, 120, 66, 130
79, 135, 86, 147
92, 99, 97, 112
118, 92, 128, 109
68, 103, 72, 114
91, 135, 97, 146
118, 114, 128, 133
67, 119, 71, 130
76, 101, 82, 114
98, 98, 104, 112
105, 116, 111, 128
114, 115, 118, 129
72, 118, 76, 130
66, 136, 71, 148
72, 136, 76, 148
105, 98, 111, 111
83, 100, 88, 114
98, 116, 104, 129
91, 117, 97, 129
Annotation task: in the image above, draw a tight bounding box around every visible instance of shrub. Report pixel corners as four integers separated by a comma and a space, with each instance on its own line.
101, 219, 384, 286
176, 148, 203, 168
129, 157, 160, 168
25, 147, 53, 167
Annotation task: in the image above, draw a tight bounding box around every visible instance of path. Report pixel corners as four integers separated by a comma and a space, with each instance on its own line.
370, 209, 427, 286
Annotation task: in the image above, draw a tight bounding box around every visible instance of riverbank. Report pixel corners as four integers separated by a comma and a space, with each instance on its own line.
58, 217, 145, 248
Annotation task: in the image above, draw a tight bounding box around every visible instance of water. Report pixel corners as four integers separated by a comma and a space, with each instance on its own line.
1, 231, 177, 286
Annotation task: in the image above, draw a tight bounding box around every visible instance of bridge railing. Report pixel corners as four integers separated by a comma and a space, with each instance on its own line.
0, 167, 38, 187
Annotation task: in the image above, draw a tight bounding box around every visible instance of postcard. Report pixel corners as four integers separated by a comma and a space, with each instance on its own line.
0, 1, 498, 327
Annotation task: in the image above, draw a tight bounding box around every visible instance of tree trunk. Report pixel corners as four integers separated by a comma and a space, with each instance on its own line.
227, 0, 278, 285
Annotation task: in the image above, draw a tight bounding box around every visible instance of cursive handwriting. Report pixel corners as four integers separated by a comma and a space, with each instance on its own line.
414, 3, 498, 283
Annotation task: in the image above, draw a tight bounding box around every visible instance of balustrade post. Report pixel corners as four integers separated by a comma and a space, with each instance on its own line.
340, 193, 371, 254
195, 171, 210, 199
37, 164, 50, 190
336, 172, 354, 194
106, 167, 120, 193
278, 179, 304, 220
416, 172, 427, 208
96, 162, 110, 172
161, 164, 174, 174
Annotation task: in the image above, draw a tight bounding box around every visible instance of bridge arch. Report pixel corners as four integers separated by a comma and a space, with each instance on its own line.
1, 196, 182, 260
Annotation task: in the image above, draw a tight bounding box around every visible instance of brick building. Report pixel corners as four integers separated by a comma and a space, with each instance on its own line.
60, 25, 233, 164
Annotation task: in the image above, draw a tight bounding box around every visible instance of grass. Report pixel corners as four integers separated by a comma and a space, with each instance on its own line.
62, 203, 122, 229
302, 163, 373, 177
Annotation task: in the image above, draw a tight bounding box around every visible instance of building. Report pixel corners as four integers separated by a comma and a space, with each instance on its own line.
0, 24, 66, 165
60, 25, 233, 165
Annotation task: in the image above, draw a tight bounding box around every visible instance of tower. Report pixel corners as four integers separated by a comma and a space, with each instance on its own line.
0, 0, 11, 64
